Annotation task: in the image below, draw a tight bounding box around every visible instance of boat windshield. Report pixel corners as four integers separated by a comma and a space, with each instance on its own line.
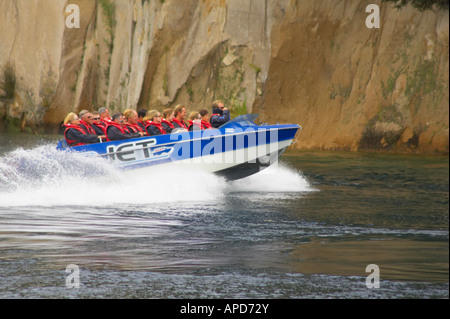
218, 113, 259, 129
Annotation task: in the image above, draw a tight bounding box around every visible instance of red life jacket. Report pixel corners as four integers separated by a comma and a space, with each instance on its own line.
105, 121, 130, 141
101, 117, 111, 126
137, 120, 146, 131
171, 118, 188, 129
161, 119, 175, 129
97, 121, 107, 128
79, 120, 96, 135
145, 122, 166, 134
64, 124, 87, 147
188, 120, 205, 131
201, 120, 212, 129
92, 122, 107, 134
126, 123, 144, 133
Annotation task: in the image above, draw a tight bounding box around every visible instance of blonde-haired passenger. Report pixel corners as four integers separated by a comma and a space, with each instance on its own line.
171, 104, 188, 130
123, 109, 145, 134
145, 110, 166, 136
64, 112, 79, 125
63, 112, 101, 147
161, 108, 175, 133
187, 111, 204, 131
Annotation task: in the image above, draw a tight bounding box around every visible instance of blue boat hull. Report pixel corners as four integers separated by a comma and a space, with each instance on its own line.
57, 114, 301, 180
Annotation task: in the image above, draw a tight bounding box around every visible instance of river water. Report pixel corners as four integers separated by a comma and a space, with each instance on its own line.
0, 133, 448, 299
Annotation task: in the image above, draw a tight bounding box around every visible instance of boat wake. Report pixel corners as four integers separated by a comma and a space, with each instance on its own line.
0, 145, 313, 207
227, 162, 313, 193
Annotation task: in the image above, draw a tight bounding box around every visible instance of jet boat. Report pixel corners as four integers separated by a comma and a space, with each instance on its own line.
56, 114, 301, 180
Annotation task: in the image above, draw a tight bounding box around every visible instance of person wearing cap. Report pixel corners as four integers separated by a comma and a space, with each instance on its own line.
210, 100, 230, 128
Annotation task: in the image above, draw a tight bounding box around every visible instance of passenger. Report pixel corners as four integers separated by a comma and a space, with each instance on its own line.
137, 109, 147, 131
98, 107, 112, 125
142, 109, 154, 126
171, 104, 188, 130
188, 111, 205, 131
161, 108, 175, 134
79, 110, 97, 135
124, 109, 146, 134
210, 100, 230, 128
91, 111, 107, 136
63, 112, 102, 147
199, 109, 213, 129
145, 110, 166, 136
106, 113, 145, 141
79, 110, 107, 141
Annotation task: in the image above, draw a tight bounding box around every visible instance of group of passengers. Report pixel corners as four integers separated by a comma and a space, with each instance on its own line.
63, 101, 230, 147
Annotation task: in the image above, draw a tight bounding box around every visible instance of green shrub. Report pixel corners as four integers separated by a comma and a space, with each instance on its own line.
0, 62, 16, 100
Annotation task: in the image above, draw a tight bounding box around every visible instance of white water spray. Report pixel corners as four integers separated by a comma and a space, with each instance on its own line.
0, 145, 312, 207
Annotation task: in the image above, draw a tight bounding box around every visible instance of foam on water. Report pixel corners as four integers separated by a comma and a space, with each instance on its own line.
0, 145, 312, 207
227, 162, 315, 193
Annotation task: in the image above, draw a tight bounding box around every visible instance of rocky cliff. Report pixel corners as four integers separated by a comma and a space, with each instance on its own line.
0, 0, 448, 153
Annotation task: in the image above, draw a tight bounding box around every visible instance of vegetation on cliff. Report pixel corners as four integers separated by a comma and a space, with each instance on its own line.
0, 62, 15, 101
382, 0, 449, 11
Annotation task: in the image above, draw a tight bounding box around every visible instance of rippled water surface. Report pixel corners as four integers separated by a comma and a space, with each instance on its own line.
0, 133, 448, 298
